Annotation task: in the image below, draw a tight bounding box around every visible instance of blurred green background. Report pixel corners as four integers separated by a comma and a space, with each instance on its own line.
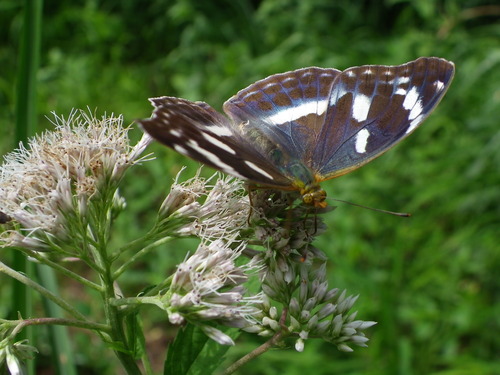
1, 0, 499, 374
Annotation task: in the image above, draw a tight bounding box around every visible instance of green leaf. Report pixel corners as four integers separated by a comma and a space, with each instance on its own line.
164, 323, 209, 375
164, 324, 240, 375
188, 328, 240, 375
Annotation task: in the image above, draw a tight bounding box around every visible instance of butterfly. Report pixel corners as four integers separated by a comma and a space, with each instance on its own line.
140, 57, 455, 208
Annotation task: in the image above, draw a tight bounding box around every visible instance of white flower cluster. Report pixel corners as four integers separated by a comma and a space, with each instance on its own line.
163, 237, 263, 345
159, 171, 250, 238
247, 261, 377, 352
0, 109, 151, 251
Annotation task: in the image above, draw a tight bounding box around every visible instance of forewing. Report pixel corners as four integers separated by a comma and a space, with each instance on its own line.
223, 67, 341, 164
314, 57, 455, 179
139, 96, 294, 188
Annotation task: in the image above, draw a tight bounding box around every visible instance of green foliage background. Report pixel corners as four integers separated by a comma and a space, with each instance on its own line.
1, 0, 499, 374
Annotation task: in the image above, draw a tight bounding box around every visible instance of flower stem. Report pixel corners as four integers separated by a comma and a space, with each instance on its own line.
222, 308, 289, 375
0, 261, 89, 321
112, 236, 173, 279
222, 330, 286, 375
6, 317, 111, 337
100, 267, 142, 375
18, 248, 103, 291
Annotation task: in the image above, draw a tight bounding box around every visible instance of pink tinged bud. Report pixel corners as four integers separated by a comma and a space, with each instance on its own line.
168, 312, 185, 325
332, 314, 343, 336
289, 298, 300, 316
324, 288, 339, 302
345, 320, 377, 330
347, 311, 358, 321
303, 297, 318, 312
338, 295, 359, 314
317, 303, 336, 319
307, 315, 318, 330
299, 277, 308, 304
315, 320, 330, 335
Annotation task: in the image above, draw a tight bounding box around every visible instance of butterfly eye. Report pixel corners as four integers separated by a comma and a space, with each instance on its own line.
302, 194, 314, 205
300, 187, 327, 208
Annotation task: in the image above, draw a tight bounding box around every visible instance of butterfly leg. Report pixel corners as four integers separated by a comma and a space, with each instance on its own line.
246, 183, 256, 225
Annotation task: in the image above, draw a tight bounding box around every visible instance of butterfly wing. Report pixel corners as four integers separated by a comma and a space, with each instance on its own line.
313, 57, 455, 179
223, 67, 341, 166
140, 97, 295, 188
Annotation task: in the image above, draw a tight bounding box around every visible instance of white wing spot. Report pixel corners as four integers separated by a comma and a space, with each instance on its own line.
434, 80, 444, 91
403, 86, 420, 110
355, 128, 370, 153
202, 132, 236, 154
395, 88, 407, 95
187, 139, 200, 150
208, 126, 234, 137
266, 99, 328, 124
244, 161, 274, 180
408, 100, 423, 121
187, 140, 246, 179
352, 94, 371, 122
241, 90, 258, 100
330, 85, 348, 106
406, 114, 424, 134
173, 144, 188, 155
263, 82, 278, 89
396, 76, 410, 85
346, 70, 356, 78
170, 129, 182, 138
363, 69, 373, 75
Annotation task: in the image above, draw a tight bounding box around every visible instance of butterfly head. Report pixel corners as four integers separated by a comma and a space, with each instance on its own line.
300, 184, 327, 208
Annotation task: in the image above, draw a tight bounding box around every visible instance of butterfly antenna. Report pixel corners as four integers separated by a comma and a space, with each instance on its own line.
329, 198, 411, 217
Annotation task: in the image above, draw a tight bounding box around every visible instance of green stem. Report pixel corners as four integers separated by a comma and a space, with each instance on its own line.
144, 274, 174, 297
112, 236, 174, 279
91, 217, 142, 374
18, 248, 103, 291
111, 216, 179, 259
12, 2, 43, 373
7, 317, 111, 337
0, 261, 89, 322
101, 268, 142, 375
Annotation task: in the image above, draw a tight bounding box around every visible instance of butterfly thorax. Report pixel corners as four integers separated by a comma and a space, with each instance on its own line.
300, 184, 327, 208
280, 161, 327, 208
